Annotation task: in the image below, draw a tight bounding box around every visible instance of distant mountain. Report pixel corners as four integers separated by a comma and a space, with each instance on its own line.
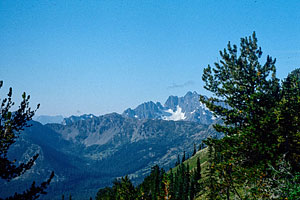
2, 114, 216, 199
34, 114, 98, 126
62, 114, 96, 125
1, 92, 221, 199
123, 91, 216, 124
33, 115, 64, 125
35, 92, 216, 126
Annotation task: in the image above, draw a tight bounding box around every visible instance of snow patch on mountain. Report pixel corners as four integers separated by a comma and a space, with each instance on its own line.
121, 91, 222, 124
163, 105, 186, 121
200, 102, 209, 111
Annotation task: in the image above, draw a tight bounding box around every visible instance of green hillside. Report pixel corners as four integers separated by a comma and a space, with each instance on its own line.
171, 147, 242, 200
93, 33, 300, 200
170, 148, 210, 200
172, 147, 209, 174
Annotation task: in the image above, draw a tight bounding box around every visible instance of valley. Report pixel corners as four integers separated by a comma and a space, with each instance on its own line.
0, 92, 218, 199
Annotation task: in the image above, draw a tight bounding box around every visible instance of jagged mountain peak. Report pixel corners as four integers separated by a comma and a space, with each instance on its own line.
122, 91, 215, 124
6, 91, 219, 199
36, 92, 214, 126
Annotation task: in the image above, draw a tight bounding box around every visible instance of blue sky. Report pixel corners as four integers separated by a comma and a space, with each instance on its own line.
1, 0, 300, 116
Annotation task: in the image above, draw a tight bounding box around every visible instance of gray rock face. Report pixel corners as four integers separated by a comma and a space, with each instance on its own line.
1, 92, 222, 200
62, 114, 96, 125
2, 114, 217, 199
123, 91, 216, 124
123, 101, 164, 119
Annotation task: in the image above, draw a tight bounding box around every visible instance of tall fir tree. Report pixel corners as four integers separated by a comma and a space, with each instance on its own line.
193, 143, 197, 156
206, 140, 219, 200
277, 68, 300, 171
115, 176, 137, 200
199, 32, 300, 198
175, 154, 180, 167
181, 151, 186, 163
0, 81, 54, 200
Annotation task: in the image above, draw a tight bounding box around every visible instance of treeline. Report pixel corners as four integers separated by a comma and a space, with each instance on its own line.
198, 32, 300, 199
95, 32, 300, 199
95, 155, 202, 200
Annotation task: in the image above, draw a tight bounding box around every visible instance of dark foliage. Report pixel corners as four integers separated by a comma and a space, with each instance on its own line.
0, 81, 54, 200
200, 32, 300, 199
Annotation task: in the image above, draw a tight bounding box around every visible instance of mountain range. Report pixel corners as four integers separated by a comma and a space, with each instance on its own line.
1, 91, 220, 199
33, 115, 64, 125
122, 91, 216, 125
35, 91, 216, 126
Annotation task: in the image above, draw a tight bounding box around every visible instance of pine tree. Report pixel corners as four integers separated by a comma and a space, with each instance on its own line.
277, 68, 300, 171
178, 164, 185, 200
183, 163, 190, 200
189, 173, 196, 200
181, 151, 186, 163
198, 142, 205, 151
175, 154, 180, 167
193, 143, 197, 156
200, 32, 280, 167
198, 32, 300, 198
151, 165, 160, 200
0, 81, 54, 199
173, 168, 180, 199
159, 168, 166, 199
115, 176, 136, 200
96, 187, 115, 200
206, 142, 219, 200
169, 169, 174, 199
195, 157, 201, 181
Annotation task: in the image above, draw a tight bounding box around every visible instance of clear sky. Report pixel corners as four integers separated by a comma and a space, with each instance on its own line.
1, 0, 299, 117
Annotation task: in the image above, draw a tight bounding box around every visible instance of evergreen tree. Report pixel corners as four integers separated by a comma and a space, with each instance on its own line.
150, 165, 160, 200
198, 142, 205, 151
205, 142, 219, 200
192, 172, 200, 197
177, 165, 184, 200
175, 154, 180, 167
277, 68, 300, 171
135, 165, 168, 200
192, 143, 197, 156
183, 163, 190, 200
0, 81, 54, 200
199, 32, 300, 198
169, 169, 174, 199
189, 173, 196, 200
196, 157, 201, 180
174, 168, 180, 199
95, 187, 114, 200
181, 151, 186, 163
115, 176, 136, 200
160, 168, 166, 199
200, 32, 280, 168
